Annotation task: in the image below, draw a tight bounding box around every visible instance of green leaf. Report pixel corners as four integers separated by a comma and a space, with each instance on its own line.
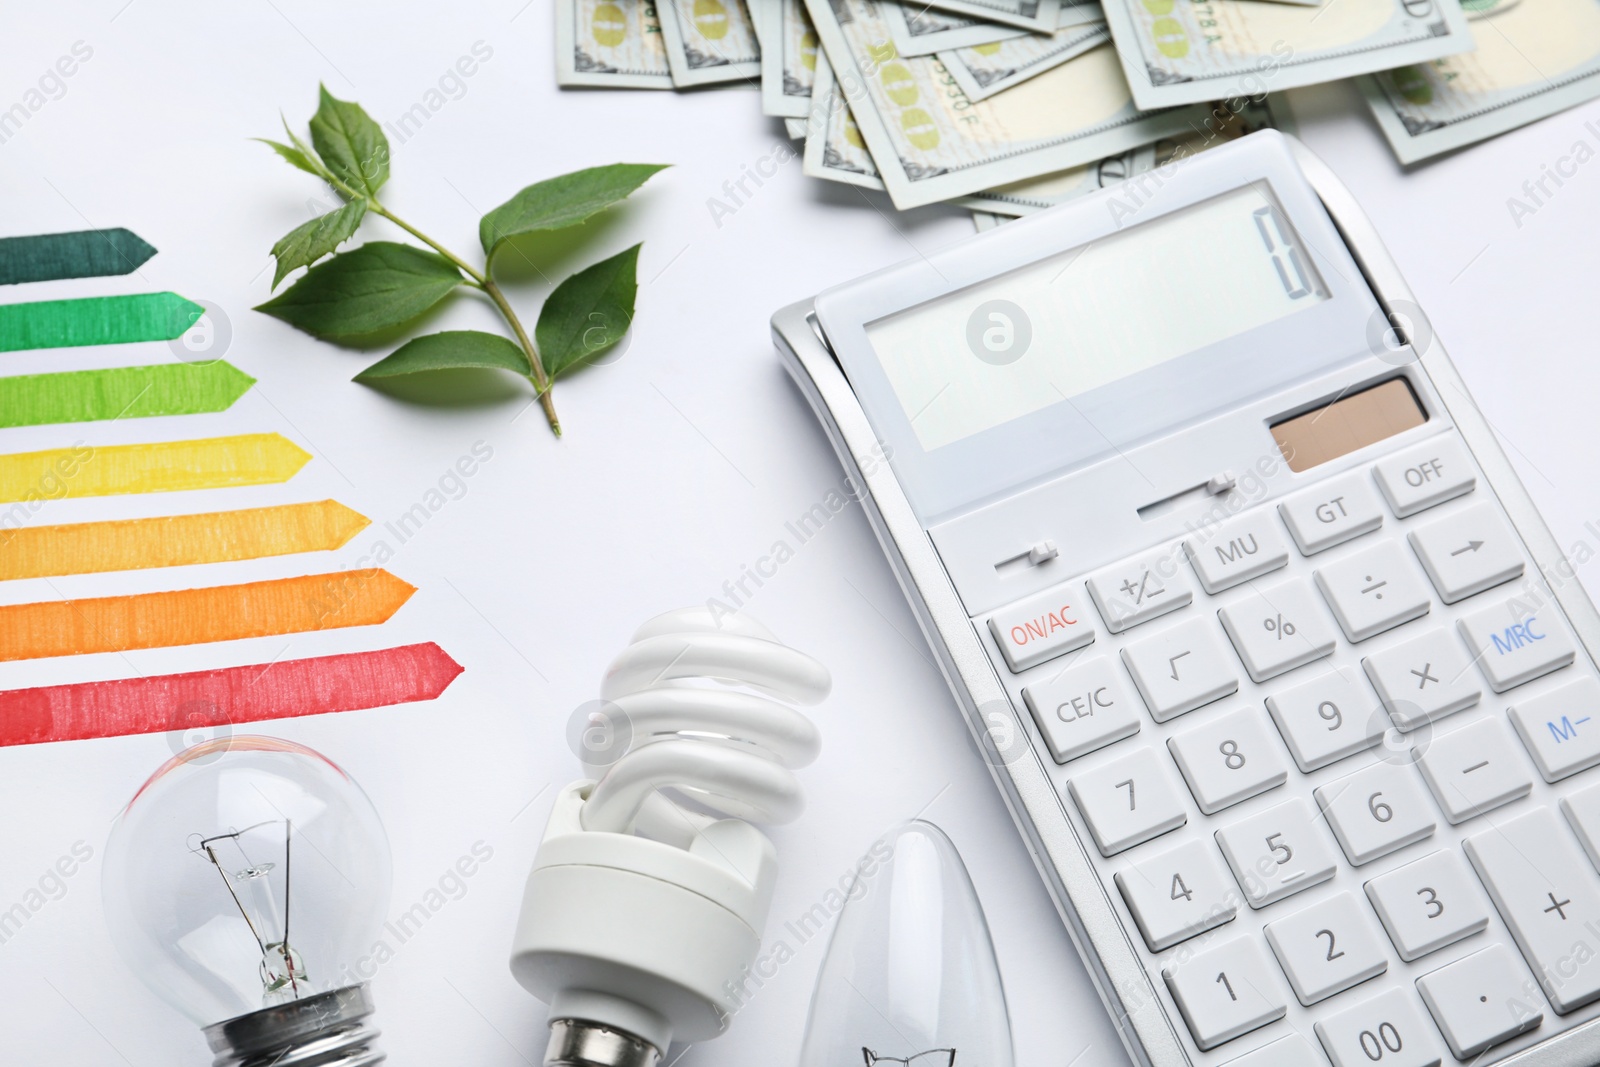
269, 200, 368, 288
255, 137, 322, 178
535, 243, 640, 378
479, 164, 667, 258
354, 330, 531, 381
254, 242, 463, 340
309, 86, 390, 199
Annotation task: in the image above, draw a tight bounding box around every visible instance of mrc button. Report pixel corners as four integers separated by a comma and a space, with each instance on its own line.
1457, 597, 1576, 693
988, 585, 1096, 672
1374, 435, 1475, 517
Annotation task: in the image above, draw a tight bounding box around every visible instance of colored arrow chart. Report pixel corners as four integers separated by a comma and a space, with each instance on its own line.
0, 500, 369, 580
0, 361, 255, 428
0, 228, 158, 286
0, 227, 463, 745
0, 292, 203, 352
0, 643, 463, 746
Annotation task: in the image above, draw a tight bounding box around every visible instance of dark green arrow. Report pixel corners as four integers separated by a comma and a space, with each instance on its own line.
0, 229, 158, 286
0, 361, 256, 427
0, 292, 203, 352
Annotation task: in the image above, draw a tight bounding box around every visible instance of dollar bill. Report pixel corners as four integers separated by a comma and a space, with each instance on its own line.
1101, 0, 1473, 109
972, 210, 1006, 229
939, 21, 1110, 101
557, 0, 676, 87
763, 0, 822, 115
917, 0, 1061, 32
956, 94, 1289, 213
883, 1, 1030, 55
656, 0, 763, 86
786, 116, 810, 137
802, 56, 886, 187
807, 0, 1202, 208
1363, 0, 1600, 163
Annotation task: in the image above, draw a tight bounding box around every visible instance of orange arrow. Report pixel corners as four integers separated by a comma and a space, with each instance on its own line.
0, 570, 415, 661
0, 500, 370, 581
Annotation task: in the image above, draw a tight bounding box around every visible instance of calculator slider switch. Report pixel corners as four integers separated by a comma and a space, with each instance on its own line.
1207, 471, 1238, 494
987, 586, 1095, 672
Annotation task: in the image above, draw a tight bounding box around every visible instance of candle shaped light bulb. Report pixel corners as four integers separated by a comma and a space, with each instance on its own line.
102, 737, 392, 1067
798, 821, 1014, 1067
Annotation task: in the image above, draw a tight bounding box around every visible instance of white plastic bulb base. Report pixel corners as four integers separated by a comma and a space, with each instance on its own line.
510, 781, 778, 1063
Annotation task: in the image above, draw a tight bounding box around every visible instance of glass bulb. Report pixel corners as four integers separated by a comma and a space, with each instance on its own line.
102, 736, 392, 1028
799, 820, 1014, 1067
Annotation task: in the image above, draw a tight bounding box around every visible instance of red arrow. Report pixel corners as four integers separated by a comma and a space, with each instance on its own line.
0, 643, 462, 747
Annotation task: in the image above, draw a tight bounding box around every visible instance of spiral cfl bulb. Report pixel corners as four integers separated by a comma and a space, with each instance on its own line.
510, 607, 831, 1067
102, 736, 392, 1067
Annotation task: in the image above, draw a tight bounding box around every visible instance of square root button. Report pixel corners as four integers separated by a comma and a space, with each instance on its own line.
987, 585, 1095, 672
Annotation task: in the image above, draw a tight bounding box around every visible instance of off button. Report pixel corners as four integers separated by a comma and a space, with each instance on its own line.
988, 585, 1096, 672
1374, 435, 1475, 517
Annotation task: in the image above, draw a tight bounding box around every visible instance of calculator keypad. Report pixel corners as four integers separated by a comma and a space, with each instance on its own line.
980, 428, 1600, 1063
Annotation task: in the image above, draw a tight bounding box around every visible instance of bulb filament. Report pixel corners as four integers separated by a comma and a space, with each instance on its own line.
197, 819, 305, 1003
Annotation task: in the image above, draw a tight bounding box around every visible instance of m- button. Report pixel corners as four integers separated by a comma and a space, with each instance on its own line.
988, 585, 1096, 672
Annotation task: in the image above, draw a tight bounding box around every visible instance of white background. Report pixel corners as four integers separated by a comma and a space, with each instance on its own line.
1, 3, 1599, 1065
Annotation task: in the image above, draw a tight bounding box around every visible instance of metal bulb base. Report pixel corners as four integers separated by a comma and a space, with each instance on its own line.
545, 1019, 662, 1067
203, 984, 384, 1067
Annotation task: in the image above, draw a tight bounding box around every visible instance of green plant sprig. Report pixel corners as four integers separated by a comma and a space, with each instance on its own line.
254, 86, 666, 437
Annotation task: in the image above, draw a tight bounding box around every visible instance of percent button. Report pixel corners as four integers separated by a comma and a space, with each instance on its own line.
1221, 579, 1339, 683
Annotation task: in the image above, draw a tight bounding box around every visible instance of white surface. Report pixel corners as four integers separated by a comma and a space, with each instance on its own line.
4, 5, 1600, 1067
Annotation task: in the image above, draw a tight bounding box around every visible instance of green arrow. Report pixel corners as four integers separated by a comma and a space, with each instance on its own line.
0, 229, 158, 286
0, 292, 204, 352
0, 361, 256, 428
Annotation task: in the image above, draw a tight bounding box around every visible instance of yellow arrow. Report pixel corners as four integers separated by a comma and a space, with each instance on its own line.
0, 500, 370, 580
0, 433, 311, 503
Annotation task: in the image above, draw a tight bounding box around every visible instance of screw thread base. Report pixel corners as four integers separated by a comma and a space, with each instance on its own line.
545, 1018, 662, 1067
203, 984, 384, 1067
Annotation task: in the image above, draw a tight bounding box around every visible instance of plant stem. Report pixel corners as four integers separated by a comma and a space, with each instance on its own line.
366, 200, 561, 435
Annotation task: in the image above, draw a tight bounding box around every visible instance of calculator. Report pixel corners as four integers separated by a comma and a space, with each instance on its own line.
771, 131, 1600, 1067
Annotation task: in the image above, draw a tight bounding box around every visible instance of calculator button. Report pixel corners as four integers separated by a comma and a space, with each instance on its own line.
1068, 747, 1188, 857
1279, 471, 1384, 556
1406, 502, 1523, 605
1315, 761, 1436, 867
1465, 807, 1600, 1013
1414, 717, 1532, 825
1415, 944, 1543, 1059
1216, 798, 1338, 908
1120, 617, 1239, 723
1264, 891, 1388, 1005
1510, 677, 1600, 782
1373, 435, 1476, 518
1219, 1036, 1319, 1067
1086, 547, 1192, 633
1559, 782, 1600, 873
1362, 629, 1481, 732
1314, 541, 1432, 643
1115, 838, 1238, 951
1168, 708, 1289, 814
987, 586, 1095, 672
1364, 850, 1490, 962
1186, 513, 1291, 594
1021, 657, 1141, 764
1266, 667, 1386, 772
1218, 578, 1338, 682
1457, 597, 1576, 693
1163, 934, 1288, 1050
1314, 986, 1445, 1067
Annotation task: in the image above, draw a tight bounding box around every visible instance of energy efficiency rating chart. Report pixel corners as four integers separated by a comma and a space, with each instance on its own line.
0, 227, 462, 743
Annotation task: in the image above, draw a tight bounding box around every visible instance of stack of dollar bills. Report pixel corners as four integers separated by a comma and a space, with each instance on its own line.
557, 0, 1600, 224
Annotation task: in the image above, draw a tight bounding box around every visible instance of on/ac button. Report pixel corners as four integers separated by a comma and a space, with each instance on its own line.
988, 586, 1097, 672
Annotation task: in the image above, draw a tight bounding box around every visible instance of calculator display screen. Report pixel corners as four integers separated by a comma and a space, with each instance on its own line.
864, 183, 1329, 452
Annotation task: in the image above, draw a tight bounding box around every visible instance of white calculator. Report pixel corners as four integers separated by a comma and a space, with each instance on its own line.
772, 131, 1600, 1067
